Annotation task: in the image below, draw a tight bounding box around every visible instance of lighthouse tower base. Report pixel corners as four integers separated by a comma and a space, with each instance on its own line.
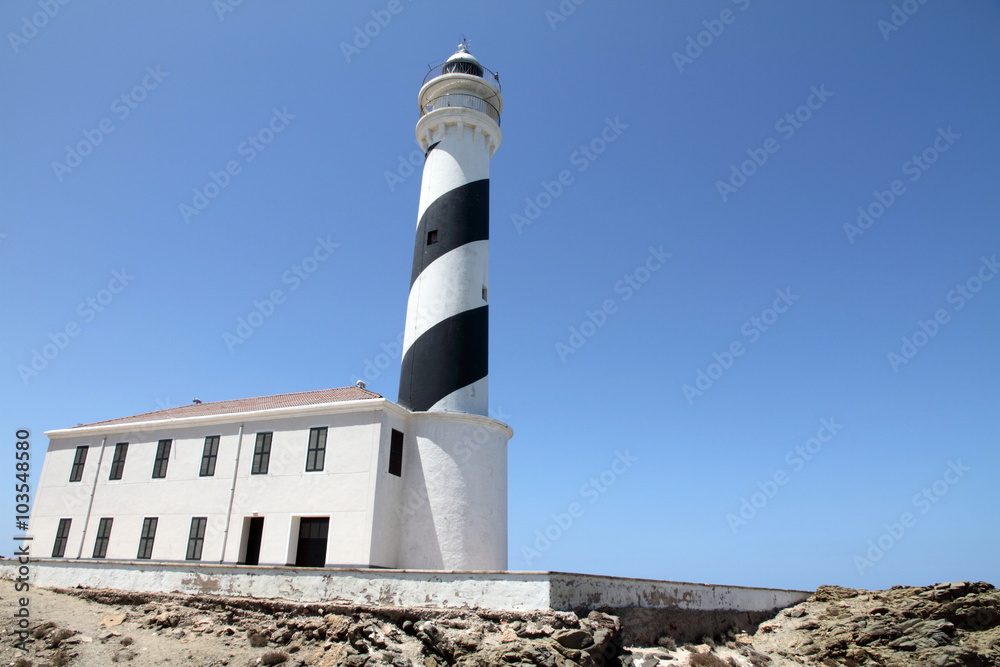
395, 412, 509, 570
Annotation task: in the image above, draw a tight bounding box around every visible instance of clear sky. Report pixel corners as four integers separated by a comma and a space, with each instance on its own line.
2, 1, 998, 592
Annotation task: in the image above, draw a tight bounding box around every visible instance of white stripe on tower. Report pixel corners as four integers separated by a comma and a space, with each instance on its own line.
402, 239, 489, 352
398, 45, 502, 415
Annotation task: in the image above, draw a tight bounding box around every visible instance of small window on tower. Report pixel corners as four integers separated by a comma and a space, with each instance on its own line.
427, 230, 438, 245
482, 285, 488, 301
388, 429, 404, 477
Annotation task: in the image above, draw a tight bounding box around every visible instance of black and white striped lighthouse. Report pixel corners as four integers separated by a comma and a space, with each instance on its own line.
398, 41, 503, 415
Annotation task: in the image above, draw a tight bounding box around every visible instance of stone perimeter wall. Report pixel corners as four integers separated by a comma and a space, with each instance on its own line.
18, 560, 808, 615
3, 561, 811, 643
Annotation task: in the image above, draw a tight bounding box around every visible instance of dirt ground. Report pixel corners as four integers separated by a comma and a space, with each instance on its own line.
3, 578, 999, 666
0, 578, 269, 666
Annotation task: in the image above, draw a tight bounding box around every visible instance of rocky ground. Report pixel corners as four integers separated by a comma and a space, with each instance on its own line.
751, 582, 1000, 667
1, 579, 998, 666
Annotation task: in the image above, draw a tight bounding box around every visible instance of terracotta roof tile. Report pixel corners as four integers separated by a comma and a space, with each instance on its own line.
72, 386, 384, 429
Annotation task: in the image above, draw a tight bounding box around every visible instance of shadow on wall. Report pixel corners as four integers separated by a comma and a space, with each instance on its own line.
395, 439, 444, 569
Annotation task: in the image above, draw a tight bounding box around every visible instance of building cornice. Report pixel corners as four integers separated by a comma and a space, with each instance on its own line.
45, 398, 406, 439
44, 398, 512, 440
409, 410, 514, 439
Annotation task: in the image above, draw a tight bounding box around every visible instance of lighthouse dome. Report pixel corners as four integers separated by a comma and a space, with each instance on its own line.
442, 42, 483, 77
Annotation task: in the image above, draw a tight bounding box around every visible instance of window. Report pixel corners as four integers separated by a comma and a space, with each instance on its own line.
109, 443, 129, 480
69, 446, 89, 482
200, 436, 220, 476
51, 518, 72, 558
186, 517, 207, 561
136, 517, 158, 559
251, 432, 272, 475
93, 518, 113, 558
388, 429, 404, 477
305, 427, 327, 472
152, 439, 172, 479
427, 229, 438, 245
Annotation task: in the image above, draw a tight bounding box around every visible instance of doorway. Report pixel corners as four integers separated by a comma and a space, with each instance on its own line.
243, 517, 264, 565
294, 517, 328, 567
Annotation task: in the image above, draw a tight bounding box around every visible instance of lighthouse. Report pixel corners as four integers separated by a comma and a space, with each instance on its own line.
395, 42, 510, 570
398, 40, 503, 415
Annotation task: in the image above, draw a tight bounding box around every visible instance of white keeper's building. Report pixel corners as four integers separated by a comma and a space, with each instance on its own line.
30, 387, 511, 570
30, 42, 509, 572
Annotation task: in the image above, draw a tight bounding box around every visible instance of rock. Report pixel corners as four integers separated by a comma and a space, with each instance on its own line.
297, 646, 324, 664
553, 627, 592, 649
887, 634, 938, 651
100, 613, 126, 628
921, 645, 988, 666
150, 612, 181, 628
271, 627, 295, 644
750, 581, 1000, 667
520, 621, 554, 638
498, 627, 519, 643
248, 631, 269, 647
262, 650, 290, 665
324, 614, 351, 640
316, 644, 349, 667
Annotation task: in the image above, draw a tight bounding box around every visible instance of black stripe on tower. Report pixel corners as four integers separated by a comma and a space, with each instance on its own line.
409, 179, 489, 286
399, 305, 488, 412
398, 177, 490, 412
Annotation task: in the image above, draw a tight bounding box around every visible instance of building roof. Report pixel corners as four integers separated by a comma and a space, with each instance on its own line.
71, 386, 384, 429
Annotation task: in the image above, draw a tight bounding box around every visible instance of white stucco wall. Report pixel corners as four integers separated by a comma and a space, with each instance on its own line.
366, 412, 409, 568
398, 413, 510, 570
30, 398, 513, 572
31, 402, 390, 567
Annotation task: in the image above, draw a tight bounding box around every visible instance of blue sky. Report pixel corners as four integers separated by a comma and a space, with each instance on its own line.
2, 0, 998, 592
